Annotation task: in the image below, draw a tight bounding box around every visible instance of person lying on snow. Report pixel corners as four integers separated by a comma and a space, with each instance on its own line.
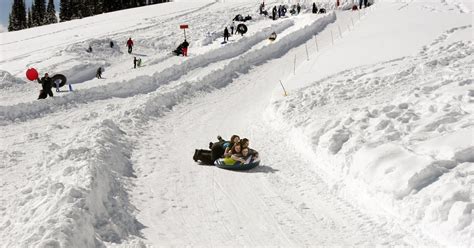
224, 147, 251, 165
193, 135, 258, 165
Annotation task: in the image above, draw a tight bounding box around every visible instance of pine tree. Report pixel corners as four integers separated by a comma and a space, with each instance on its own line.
32, 0, 47, 26
59, 0, 71, 21
45, 0, 58, 24
8, 0, 28, 31
27, 8, 33, 28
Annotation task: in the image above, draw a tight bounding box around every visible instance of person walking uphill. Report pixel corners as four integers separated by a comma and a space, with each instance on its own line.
96, 67, 102, 79
37, 73, 53, 99
223, 27, 230, 42
126, 37, 134, 54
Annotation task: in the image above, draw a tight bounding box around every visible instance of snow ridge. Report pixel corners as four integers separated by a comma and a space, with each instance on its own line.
0, 19, 295, 125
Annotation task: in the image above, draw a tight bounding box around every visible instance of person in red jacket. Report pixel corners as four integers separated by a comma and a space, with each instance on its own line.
126, 38, 133, 54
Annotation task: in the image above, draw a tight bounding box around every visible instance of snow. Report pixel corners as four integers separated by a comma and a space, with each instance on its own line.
0, 0, 472, 247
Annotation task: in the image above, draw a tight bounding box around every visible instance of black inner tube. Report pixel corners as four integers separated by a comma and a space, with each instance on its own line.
236, 24, 248, 34
50, 74, 67, 88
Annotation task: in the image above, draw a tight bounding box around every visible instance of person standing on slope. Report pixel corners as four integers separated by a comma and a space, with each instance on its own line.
223, 27, 230, 42
37, 73, 53, 99
230, 22, 235, 35
272, 6, 277, 20
96, 67, 102, 79
126, 37, 134, 54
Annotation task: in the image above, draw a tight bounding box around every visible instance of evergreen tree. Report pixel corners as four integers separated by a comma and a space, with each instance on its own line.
27, 8, 33, 28
59, 0, 72, 21
8, 0, 28, 31
32, 0, 47, 26
45, 0, 58, 24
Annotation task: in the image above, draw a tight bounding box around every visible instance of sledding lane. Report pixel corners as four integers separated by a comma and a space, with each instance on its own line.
128, 18, 433, 245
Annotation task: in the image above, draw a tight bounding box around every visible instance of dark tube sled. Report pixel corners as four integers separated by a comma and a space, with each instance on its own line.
236, 24, 248, 35
51, 74, 67, 88
214, 156, 260, 171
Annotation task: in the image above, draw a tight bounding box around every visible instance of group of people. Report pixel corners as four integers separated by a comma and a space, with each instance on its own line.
193, 135, 258, 165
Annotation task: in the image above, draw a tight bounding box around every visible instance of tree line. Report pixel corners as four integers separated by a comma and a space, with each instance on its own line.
8, 0, 170, 32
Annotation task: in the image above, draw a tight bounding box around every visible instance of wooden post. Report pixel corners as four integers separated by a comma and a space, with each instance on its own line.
279, 80, 288, 96
330, 30, 334, 45
315, 36, 319, 52
305, 43, 309, 61
293, 54, 297, 75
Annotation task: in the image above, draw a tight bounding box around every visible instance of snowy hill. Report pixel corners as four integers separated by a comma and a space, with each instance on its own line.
0, 0, 472, 247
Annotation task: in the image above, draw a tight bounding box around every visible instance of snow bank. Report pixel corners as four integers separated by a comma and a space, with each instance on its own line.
0, 70, 27, 89
0, 119, 141, 247
141, 12, 336, 117
0, 19, 295, 124
272, 28, 473, 246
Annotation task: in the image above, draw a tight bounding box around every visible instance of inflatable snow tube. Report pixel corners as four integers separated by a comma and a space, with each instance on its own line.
51, 74, 67, 88
214, 157, 260, 171
236, 24, 248, 35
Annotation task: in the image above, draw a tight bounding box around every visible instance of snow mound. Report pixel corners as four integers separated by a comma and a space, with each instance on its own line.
0, 119, 141, 247
0, 70, 27, 89
273, 31, 473, 246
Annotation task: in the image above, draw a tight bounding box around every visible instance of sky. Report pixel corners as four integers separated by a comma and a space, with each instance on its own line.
0, 0, 60, 31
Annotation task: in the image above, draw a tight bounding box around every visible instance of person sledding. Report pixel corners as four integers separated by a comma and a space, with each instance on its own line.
37, 73, 53, 99
193, 135, 260, 170
126, 37, 134, 54
269, 32, 277, 41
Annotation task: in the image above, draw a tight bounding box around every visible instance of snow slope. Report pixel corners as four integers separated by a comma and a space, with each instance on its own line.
0, 0, 472, 247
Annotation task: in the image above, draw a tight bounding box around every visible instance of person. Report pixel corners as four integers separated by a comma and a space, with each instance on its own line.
359, 0, 363, 9
240, 138, 259, 159
297, 3, 301, 14
137, 58, 142, 67
37, 73, 53, 99
133, 57, 138, 69
126, 37, 133, 54
230, 22, 235, 35
278, 5, 282, 18
223, 135, 241, 157
223, 143, 242, 165
194, 135, 226, 165
182, 40, 189, 56
312, 3, 318, 13
272, 6, 277, 20
259, 2, 264, 15
110, 41, 114, 48
87, 45, 92, 53
96, 67, 102, 79
269, 32, 277, 41
231, 147, 251, 164
223, 27, 230, 42
364, 0, 368, 8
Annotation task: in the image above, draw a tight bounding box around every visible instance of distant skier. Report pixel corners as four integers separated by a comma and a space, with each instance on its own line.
96, 67, 102, 79
37, 73, 53, 99
272, 6, 277, 20
87, 45, 92, 53
133, 57, 138, 69
223, 27, 230, 42
312, 3, 318, 13
297, 3, 301, 14
126, 37, 134, 54
137, 58, 142, 67
110, 41, 114, 48
230, 22, 235, 35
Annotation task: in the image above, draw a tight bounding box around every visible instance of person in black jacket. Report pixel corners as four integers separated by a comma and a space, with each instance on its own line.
96, 67, 102, 78
223, 27, 230, 42
312, 3, 318, 13
37, 73, 53, 99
